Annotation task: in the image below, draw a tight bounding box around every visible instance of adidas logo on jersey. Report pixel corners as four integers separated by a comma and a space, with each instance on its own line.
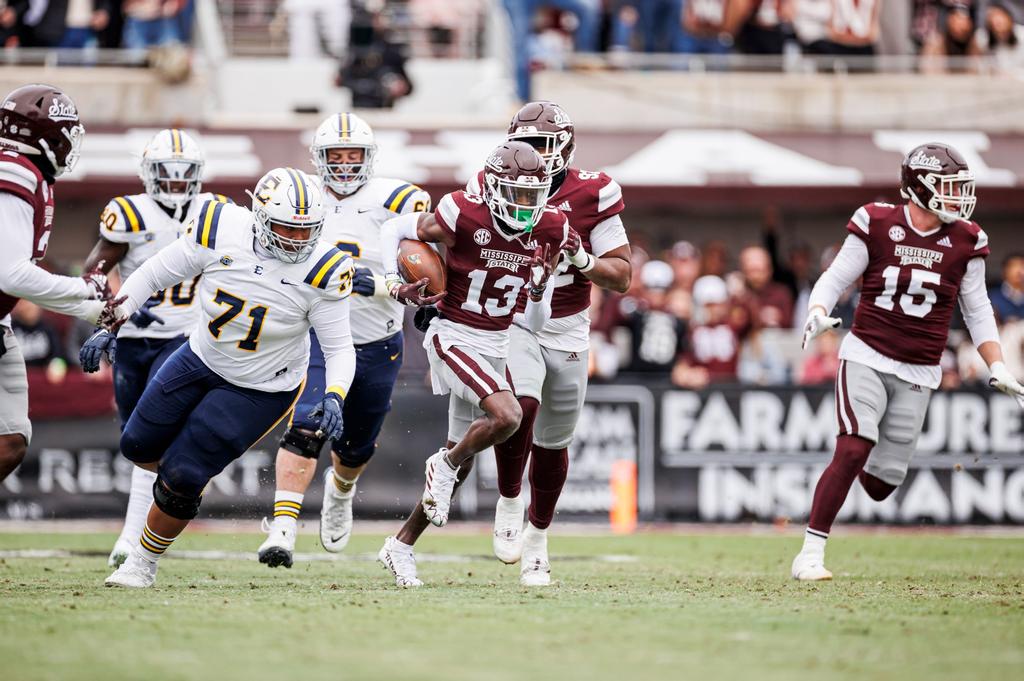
937, 236, 952, 248
557, 200, 572, 212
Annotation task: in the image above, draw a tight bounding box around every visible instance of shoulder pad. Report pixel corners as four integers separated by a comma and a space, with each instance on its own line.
212, 193, 233, 204
0, 152, 41, 198
107, 196, 148, 233
383, 181, 428, 213
596, 176, 623, 214
303, 246, 353, 295
192, 199, 229, 249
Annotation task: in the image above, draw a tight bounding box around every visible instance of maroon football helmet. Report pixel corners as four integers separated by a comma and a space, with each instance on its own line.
0, 84, 85, 178
507, 101, 575, 175
900, 142, 976, 223
482, 141, 551, 234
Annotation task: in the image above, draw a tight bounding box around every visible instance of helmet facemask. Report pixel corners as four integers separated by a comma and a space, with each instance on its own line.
144, 158, 203, 216
312, 143, 376, 195
252, 205, 324, 264
906, 169, 977, 223
39, 122, 85, 177
484, 172, 551, 234
507, 129, 574, 175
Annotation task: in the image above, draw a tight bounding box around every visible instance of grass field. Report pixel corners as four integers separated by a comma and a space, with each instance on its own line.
1, 528, 1022, 681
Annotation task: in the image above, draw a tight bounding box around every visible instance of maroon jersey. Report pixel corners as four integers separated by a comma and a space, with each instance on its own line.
0, 151, 55, 319
848, 202, 989, 366
434, 190, 568, 332
470, 167, 625, 320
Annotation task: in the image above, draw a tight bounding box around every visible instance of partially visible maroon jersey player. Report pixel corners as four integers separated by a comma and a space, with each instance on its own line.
376, 141, 568, 587
792, 142, 1024, 581
0, 84, 108, 483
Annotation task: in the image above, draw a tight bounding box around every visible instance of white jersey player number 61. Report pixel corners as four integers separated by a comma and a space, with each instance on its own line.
874, 266, 940, 318
462, 269, 526, 316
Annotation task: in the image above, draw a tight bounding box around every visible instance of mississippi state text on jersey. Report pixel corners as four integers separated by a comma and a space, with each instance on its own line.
0, 151, 55, 319
469, 167, 625, 352
847, 202, 989, 365
322, 177, 430, 344
434, 190, 568, 343
100, 192, 230, 339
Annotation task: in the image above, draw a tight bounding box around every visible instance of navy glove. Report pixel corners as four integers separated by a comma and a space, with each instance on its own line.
308, 393, 344, 441
352, 267, 377, 296
80, 329, 117, 373
414, 306, 440, 333
129, 298, 165, 329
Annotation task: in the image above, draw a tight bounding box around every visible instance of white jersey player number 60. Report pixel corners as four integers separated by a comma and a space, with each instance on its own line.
462, 269, 526, 317
874, 266, 940, 318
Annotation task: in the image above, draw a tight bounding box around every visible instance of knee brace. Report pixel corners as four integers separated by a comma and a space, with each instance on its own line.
279, 427, 325, 460
152, 476, 202, 520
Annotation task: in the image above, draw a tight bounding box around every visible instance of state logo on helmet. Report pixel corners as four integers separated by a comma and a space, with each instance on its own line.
482, 141, 551, 235
507, 101, 575, 175
310, 112, 377, 196
140, 129, 204, 216
248, 167, 325, 264
900, 142, 977, 223
0, 84, 85, 178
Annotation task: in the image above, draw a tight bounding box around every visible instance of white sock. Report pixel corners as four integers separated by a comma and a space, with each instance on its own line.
392, 537, 414, 552
273, 491, 303, 531
119, 467, 157, 545
138, 523, 174, 562
802, 528, 828, 556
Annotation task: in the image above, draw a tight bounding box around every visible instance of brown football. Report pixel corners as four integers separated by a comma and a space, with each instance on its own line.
397, 239, 446, 296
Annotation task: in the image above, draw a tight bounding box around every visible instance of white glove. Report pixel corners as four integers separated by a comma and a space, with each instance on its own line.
801, 307, 842, 349
988, 361, 1024, 409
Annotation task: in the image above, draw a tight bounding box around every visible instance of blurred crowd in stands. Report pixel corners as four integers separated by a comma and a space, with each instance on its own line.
586, 222, 1024, 390
0, 0, 193, 50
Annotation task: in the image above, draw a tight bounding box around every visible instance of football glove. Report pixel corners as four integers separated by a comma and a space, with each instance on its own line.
801, 307, 842, 349
80, 329, 117, 373
309, 393, 344, 441
385, 271, 445, 307
129, 298, 165, 329
563, 228, 594, 272
414, 306, 440, 333
97, 295, 131, 332
528, 243, 558, 302
81, 260, 112, 301
352, 266, 377, 296
989, 361, 1024, 409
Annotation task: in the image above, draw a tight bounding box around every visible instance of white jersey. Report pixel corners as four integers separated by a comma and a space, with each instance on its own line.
116, 200, 356, 395
101, 191, 232, 340
321, 177, 431, 345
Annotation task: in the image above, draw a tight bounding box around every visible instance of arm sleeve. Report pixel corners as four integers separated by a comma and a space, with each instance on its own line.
308, 293, 357, 399
117, 236, 212, 317
959, 257, 1001, 348
807, 235, 869, 315
522, 291, 552, 333
589, 214, 629, 257
0, 194, 91, 302
380, 211, 423, 275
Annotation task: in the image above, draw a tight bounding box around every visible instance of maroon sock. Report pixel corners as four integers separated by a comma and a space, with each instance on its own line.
858, 471, 897, 501
527, 445, 569, 530
808, 435, 874, 534
493, 397, 538, 498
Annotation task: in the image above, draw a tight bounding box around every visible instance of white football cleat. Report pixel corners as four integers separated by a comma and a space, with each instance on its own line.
791, 552, 833, 581
258, 516, 296, 568
421, 449, 459, 527
107, 537, 134, 568
104, 549, 157, 588
320, 468, 354, 553
520, 522, 551, 587
378, 536, 423, 588
493, 494, 525, 564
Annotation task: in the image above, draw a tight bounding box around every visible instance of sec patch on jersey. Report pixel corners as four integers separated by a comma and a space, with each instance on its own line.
398, 239, 446, 296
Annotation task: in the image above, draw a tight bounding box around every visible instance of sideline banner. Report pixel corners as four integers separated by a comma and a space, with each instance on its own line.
2, 383, 1020, 524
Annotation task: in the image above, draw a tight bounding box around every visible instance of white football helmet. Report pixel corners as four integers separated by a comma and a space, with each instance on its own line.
310, 112, 376, 196
140, 129, 204, 216
248, 167, 325, 264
